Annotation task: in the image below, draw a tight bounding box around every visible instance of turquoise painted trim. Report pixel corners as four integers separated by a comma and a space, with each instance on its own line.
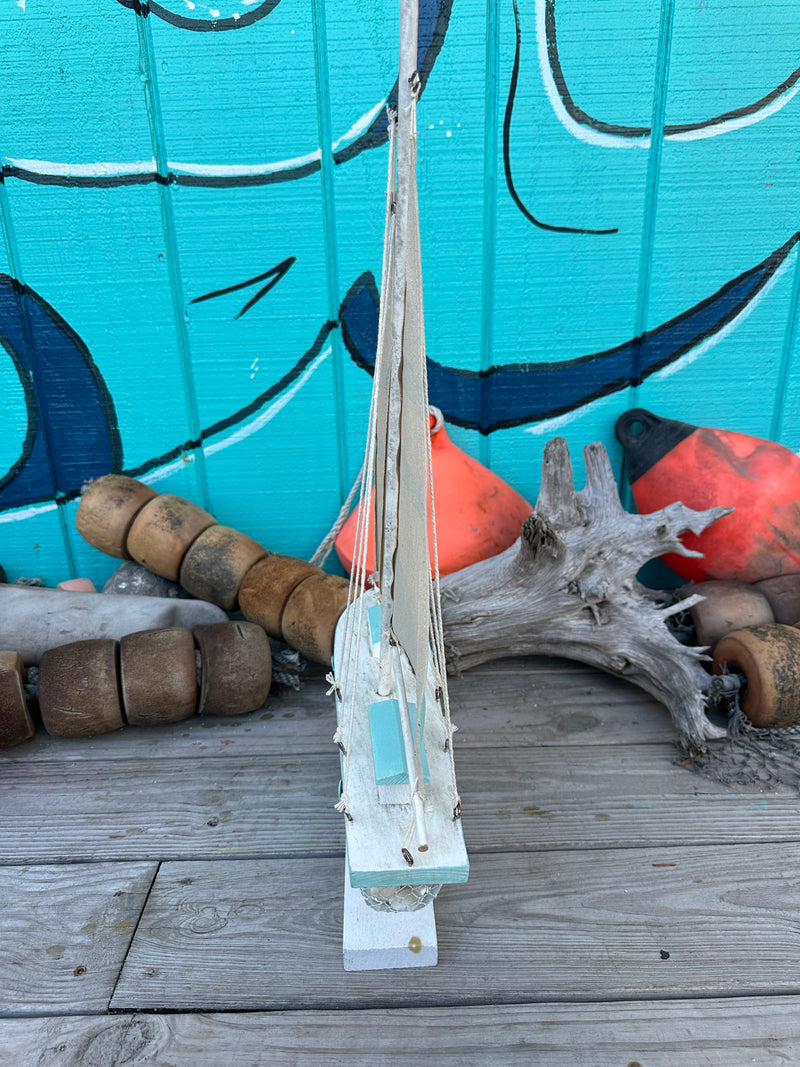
367, 603, 382, 646
478, 0, 500, 470
631, 0, 675, 378
349, 857, 470, 888
771, 245, 800, 441
621, 0, 675, 506
312, 0, 349, 499
135, 13, 210, 512
368, 699, 408, 784
368, 698, 429, 785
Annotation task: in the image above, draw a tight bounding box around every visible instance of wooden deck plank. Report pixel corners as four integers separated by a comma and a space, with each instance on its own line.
111, 845, 800, 1010
0, 864, 157, 1017
0, 657, 680, 764
4, 996, 800, 1065
0, 743, 780, 865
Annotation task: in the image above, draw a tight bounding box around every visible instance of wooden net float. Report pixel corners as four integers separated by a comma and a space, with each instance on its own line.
753, 574, 800, 625
0, 650, 35, 749
194, 621, 272, 717
237, 554, 322, 639
119, 627, 197, 726
280, 571, 350, 665
76, 477, 343, 662
126, 494, 217, 582
687, 580, 775, 650
712, 624, 800, 729
179, 525, 267, 611
75, 474, 157, 560
39, 638, 124, 737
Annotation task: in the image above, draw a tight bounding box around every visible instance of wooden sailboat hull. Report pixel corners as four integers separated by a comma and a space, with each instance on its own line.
333, 587, 468, 889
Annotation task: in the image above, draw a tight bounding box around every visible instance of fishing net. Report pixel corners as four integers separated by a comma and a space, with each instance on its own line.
361, 883, 442, 913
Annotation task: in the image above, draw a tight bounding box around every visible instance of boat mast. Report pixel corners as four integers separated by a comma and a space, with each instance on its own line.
377, 0, 420, 698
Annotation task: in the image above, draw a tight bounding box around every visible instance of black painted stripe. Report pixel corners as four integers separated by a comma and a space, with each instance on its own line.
545, 0, 800, 140
504, 0, 618, 235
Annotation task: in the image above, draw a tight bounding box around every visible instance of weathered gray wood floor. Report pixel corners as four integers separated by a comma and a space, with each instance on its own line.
3, 656, 800, 1065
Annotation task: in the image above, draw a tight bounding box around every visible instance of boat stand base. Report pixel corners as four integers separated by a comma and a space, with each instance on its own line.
342, 859, 438, 971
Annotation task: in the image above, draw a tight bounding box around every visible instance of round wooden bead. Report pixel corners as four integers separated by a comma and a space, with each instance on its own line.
238, 555, 322, 639
0, 650, 35, 749
712, 624, 800, 728
194, 621, 272, 717
120, 627, 197, 726
75, 475, 158, 559
179, 525, 268, 611
687, 580, 774, 649
39, 638, 124, 737
280, 572, 350, 665
126, 495, 217, 582
753, 574, 800, 625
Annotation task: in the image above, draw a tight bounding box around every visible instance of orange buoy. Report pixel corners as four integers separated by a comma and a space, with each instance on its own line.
335, 411, 532, 577
616, 409, 800, 584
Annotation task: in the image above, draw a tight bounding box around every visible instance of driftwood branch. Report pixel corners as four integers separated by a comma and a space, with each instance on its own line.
440, 438, 733, 752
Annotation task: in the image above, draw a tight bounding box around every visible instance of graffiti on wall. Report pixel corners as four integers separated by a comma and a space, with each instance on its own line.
1, 0, 798, 582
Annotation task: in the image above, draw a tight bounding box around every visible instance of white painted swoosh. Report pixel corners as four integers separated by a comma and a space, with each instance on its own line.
4, 98, 386, 181
536, 0, 800, 148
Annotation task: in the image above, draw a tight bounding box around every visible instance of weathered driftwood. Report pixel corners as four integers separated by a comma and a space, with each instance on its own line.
440, 438, 733, 752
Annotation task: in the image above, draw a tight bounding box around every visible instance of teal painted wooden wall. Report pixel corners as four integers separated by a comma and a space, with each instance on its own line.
1, 0, 798, 586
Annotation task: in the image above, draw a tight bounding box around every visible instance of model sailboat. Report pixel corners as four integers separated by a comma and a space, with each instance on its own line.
329, 0, 468, 970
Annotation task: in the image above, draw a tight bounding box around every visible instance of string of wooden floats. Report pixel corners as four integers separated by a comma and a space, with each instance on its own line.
690, 577, 800, 729
1, 472, 349, 748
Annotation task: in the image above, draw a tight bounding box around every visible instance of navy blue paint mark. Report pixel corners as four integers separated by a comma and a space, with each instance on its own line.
11, 1, 452, 190
117, 0, 281, 33
340, 232, 800, 434
505, 0, 618, 235
0, 276, 123, 510
6, 233, 797, 515
0, 284, 336, 512
544, 0, 800, 140
332, 0, 454, 166
190, 257, 296, 319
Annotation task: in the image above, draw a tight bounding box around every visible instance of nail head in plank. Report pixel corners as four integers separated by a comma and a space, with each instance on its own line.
0, 862, 156, 1016
112, 844, 800, 1010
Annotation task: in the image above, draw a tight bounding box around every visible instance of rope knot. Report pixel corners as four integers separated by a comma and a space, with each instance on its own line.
325, 671, 341, 701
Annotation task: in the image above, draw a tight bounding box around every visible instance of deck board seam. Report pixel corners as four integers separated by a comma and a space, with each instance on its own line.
5, 835, 800, 872
106, 860, 162, 1011
0, 739, 712, 768
106, 986, 800, 1014
3, 987, 800, 1021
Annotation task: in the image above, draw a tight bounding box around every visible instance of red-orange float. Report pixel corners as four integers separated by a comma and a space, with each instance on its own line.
616, 409, 800, 584
335, 413, 532, 578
